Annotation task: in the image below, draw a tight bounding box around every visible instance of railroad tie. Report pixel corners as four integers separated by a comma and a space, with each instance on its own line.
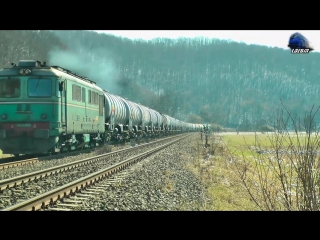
81, 191, 100, 195
114, 176, 124, 179
64, 199, 83, 204
48, 208, 72, 211
95, 184, 110, 187
57, 203, 79, 208
13, 194, 23, 197
90, 186, 106, 190
105, 180, 118, 183
116, 172, 130, 175
87, 188, 105, 192
76, 193, 92, 197
16, 198, 27, 202
70, 197, 88, 201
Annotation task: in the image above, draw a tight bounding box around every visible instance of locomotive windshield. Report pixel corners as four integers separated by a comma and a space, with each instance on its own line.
28, 78, 52, 97
0, 77, 21, 98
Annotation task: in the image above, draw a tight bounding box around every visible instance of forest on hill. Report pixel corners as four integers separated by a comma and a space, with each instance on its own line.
1, 30, 320, 131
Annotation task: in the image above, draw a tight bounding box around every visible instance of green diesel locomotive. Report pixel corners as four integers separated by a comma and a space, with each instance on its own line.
0, 60, 105, 156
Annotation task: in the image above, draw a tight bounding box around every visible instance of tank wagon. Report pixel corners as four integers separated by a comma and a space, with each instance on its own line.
162, 114, 173, 134
103, 90, 165, 143
0, 60, 204, 156
195, 124, 204, 132
150, 108, 164, 135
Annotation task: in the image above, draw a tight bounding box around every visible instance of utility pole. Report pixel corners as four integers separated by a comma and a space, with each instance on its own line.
204, 124, 210, 148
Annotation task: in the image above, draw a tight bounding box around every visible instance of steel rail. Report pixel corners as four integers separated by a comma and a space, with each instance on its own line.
3, 134, 190, 211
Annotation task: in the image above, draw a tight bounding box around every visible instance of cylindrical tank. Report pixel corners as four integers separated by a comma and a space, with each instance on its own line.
154, 111, 164, 129
103, 91, 127, 127
179, 120, 185, 130
170, 117, 176, 130
173, 117, 180, 130
162, 114, 171, 130
136, 104, 151, 129
146, 108, 158, 129
119, 97, 142, 129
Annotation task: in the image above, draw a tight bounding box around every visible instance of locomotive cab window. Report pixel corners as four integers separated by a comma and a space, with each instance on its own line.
28, 78, 52, 97
0, 78, 21, 98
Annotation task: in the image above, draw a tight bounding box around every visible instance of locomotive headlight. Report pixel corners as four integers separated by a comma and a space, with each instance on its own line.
41, 113, 47, 119
1, 113, 7, 120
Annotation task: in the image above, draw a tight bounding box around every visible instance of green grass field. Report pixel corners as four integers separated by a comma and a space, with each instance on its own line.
221, 132, 320, 157
186, 132, 320, 210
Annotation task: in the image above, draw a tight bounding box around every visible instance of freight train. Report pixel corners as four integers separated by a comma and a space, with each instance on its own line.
0, 60, 205, 156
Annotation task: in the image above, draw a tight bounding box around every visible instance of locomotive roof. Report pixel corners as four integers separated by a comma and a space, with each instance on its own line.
0, 60, 96, 84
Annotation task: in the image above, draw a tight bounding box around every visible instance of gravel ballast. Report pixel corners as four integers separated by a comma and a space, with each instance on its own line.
68, 133, 209, 211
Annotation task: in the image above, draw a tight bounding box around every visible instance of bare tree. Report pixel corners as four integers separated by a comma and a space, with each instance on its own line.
228, 101, 320, 211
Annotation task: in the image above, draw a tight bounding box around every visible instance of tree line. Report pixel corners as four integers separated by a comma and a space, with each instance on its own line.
1, 30, 320, 130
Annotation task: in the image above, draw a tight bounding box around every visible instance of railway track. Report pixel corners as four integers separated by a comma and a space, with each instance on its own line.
0, 134, 175, 170
1, 134, 190, 211
0, 149, 94, 170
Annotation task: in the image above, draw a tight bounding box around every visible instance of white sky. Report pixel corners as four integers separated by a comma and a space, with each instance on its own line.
94, 30, 320, 52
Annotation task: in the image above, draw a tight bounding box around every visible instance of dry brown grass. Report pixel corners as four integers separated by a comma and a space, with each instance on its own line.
186, 134, 259, 211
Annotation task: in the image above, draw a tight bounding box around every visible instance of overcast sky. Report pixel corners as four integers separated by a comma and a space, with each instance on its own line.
94, 30, 320, 52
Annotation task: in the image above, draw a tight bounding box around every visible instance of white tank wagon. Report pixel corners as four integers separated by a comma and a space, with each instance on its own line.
195, 124, 204, 131
136, 103, 151, 133
161, 114, 171, 133
162, 114, 180, 133
176, 119, 183, 131
179, 120, 187, 131
119, 97, 143, 134
145, 107, 157, 132
103, 90, 127, 136
185, 123, 191, 131
170, 117, 180, 131
154, 110, 164, 131
146, 107, 163, 132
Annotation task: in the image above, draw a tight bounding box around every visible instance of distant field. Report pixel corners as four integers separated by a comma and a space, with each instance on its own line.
218, 131, 319, 156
